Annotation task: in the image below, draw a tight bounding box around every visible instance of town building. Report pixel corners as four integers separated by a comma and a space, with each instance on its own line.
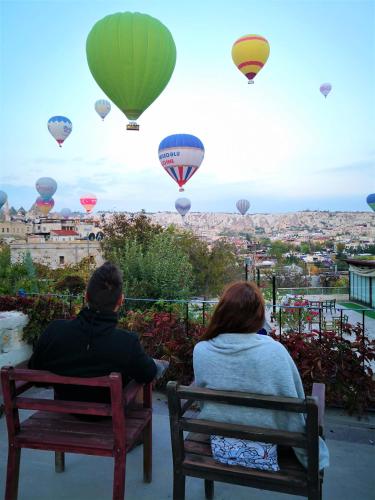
10, 240, 104, 269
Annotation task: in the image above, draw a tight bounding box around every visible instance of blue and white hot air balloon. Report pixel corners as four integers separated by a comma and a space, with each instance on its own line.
47, 116, 72, 147
158, 134, 204, 191
175, 197, 191, 219
0, 190, 7, 210
95, 99, 111, 120
36, 177, 57, 200
236, 199, 250, 215
367, 193, 375, 212
60, 207, 72, 218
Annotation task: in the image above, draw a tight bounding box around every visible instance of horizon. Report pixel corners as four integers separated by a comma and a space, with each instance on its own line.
1, 0, 374, 214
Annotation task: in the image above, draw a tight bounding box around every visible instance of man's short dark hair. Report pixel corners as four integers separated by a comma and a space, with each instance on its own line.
86, 262, 123, 312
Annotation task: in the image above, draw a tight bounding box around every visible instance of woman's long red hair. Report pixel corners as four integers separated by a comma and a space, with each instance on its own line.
201, 281, 265, 340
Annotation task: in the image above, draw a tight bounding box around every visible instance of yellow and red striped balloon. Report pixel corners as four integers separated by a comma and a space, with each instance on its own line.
231, 34, 270, 83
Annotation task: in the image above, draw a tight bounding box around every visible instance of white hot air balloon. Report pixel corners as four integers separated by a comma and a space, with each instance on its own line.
60, 208, 72, 218
47, 116, 72, 147
95, 99, 111, 120
236, 199, 250, 215
320, 83, 332, 98
175, 197, 191, 219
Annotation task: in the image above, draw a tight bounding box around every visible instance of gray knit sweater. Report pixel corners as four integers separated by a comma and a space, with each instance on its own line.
193, 333, 329, 470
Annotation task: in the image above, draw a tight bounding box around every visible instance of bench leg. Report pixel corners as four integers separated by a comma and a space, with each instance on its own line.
5, 446, 21, 500
205, 479, 214, 499
113, 450, 126, 500
55, 452, 65, 473
173, 472, 185, 500
143, 421, 152, 483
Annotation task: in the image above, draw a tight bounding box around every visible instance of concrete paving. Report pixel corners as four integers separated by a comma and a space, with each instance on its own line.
1, 392, 374, 500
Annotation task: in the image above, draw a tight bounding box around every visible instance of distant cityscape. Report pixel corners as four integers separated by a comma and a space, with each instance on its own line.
0, 201, 373, 271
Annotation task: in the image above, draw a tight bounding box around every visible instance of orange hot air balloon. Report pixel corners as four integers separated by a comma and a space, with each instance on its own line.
232, 34, 270, 84
36, 196, 54, 216
80, 194, 97, 214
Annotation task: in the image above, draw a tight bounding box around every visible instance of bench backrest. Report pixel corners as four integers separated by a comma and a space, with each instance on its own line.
1, 366, 126, 450
167, 382, 319, 481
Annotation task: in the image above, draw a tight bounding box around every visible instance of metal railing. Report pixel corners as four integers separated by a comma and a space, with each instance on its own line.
277, 286, 349, 297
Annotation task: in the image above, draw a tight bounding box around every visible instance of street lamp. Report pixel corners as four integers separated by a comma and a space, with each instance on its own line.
244, 257, 252, 281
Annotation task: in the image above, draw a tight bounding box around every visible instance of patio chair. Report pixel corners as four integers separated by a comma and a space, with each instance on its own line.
167, 382, 325, 500
1, 367, 153, 500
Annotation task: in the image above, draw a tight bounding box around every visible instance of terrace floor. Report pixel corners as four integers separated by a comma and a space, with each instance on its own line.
1, 390, 374, 500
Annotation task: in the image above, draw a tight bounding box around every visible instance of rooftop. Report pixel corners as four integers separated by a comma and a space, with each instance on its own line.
0, 388, 374, 500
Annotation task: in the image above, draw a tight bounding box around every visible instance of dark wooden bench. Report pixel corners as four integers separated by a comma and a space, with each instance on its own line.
167, 382, 325, 500
1, 367, 153, 500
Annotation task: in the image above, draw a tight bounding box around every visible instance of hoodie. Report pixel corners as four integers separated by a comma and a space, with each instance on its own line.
28, 307, 156, 402
193, 333, 329, 470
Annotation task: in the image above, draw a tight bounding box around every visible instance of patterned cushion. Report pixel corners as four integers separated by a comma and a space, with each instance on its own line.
211, 435, 280, 472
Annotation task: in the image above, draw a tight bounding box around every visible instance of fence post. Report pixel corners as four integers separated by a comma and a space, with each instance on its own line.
202, 301, 206, 326
319, 308, 322, 342
185, 302, 189, 335
272, 275, 276, 317
340, 308, 343, 340
298, 307, 301, 334
279, 307, 282, 340
256, 268, 260, 287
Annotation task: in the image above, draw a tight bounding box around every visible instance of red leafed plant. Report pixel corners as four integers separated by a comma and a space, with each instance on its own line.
119, 310, 205, 387
270, 323, 375, 415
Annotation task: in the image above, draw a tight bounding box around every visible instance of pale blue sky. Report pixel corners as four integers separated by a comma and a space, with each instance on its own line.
0, 0, 374, 213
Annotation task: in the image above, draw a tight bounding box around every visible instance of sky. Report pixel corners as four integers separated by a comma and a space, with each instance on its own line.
0, 0, 374, 214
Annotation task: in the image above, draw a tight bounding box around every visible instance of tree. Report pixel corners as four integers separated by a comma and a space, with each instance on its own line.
113, 232, 193, 299
102, 212, 163, 260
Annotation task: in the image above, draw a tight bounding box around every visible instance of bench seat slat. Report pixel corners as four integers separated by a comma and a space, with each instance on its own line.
177, 387, 307, 412
15, 408, 151, 454
182, 453, 308, 494
181, 418, 307, 448
16, 397, 112, 416
184, 434, 307, 472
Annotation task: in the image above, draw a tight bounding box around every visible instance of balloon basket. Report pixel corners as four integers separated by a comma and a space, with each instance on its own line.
179, 188, 184, 192
247, 80, 255, 85
127, 122, 140, 131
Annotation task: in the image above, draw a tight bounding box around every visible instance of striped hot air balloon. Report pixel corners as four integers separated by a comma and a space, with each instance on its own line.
232, 34, 270, 84
158, 134, 204, 191
236, 199, 250, 215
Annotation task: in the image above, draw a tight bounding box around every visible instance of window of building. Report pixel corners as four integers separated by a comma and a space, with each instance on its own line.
59, 256, 65, 265
6, 228, 9, 232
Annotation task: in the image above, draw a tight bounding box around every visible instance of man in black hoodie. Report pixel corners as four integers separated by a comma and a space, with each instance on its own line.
28, 261, 157, 402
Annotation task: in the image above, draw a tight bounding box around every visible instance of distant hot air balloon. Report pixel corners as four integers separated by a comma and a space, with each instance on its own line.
175, 197, 191, 219
367, 193, 375, 212
80, 194, 97, 214
60, 208, 72, 218
36, 177, 57, 200
0, 190, 7, 210
36, 197, 54, 216
47, 116, 72, 147
158, 134, 204, 191
236, 199, 250, 215
232, 34, 270, 84
95, 99, 111, 121
320, 83, 332, 98
86, 12, 176, 131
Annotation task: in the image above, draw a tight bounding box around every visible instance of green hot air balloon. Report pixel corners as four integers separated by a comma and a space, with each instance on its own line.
86, 12, 176, 131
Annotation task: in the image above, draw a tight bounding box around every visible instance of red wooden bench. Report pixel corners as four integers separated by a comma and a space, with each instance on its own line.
1, 366, 153, 500
167, 382, 325, 500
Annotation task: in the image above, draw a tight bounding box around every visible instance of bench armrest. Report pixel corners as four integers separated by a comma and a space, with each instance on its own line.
312, 383, 325, 435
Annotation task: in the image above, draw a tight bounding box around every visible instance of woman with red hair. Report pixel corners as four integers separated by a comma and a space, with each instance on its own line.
193, 281, 329, 472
